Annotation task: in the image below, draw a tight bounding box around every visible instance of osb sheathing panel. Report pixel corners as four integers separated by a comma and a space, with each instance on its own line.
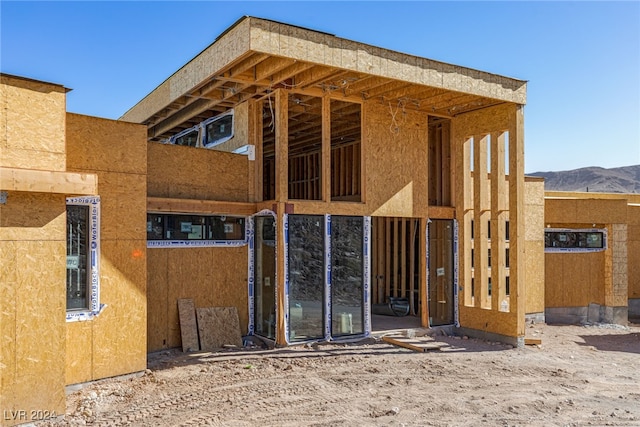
0, 242, 18, 419
0, 192, 66, 241
90, 240, 147, 381
66, 113, 147, 174
65, 322, 93, 384
525, 183, 545, 242
364, 102, 428, 217
545, 198, 628, 224
123, 17, 525, 125
524, 180, 545, 314
628, 240, 640, 299
628, 205, 640, 299
147, 143, 249, 202
608, 224, 628, 307
147, 247, 248, 351
525, 240, 545, 314
545, 252, 605, 308
248, 18, 526, 103
92, 171, 147, 241
458, 307, 518, 338
65, 114, 148, 384
0, 240, 66, 419
147, 250, 169, 351
452, 103, 515, 138
196, 307, 243, 350
0, 75, 66, 171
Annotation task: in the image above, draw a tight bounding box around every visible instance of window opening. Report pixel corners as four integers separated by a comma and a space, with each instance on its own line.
66, 196, 101, 321
202, 111, 234, 149
544, 229, 606, 252
147, 213, 246, 247
170, 125, 200, 147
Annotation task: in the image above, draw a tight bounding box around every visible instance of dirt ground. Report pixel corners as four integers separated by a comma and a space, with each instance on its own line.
37, 322, 639, 427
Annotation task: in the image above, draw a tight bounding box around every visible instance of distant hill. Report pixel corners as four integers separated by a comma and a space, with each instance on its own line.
529, 165, 640, 194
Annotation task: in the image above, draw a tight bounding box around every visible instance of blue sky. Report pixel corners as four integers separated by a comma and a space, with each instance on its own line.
1, 1, 638, 173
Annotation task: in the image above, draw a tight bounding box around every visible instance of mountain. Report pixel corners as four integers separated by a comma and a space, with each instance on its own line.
529, 165, 640, 194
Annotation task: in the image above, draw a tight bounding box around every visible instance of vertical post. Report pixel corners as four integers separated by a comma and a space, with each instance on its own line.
491, 132, 507, 311
274, 88, 289, 346
275, 89, 288, 203
474, 134, 489, 308
456, 133, 473, 308
275, 205, 288, 347
249, 99, 261, 202
420, 217, 429, 327
322, 95, 331, 203
509, 105, 526, 340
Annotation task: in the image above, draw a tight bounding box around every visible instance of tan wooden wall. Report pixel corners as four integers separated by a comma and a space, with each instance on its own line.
0, 76, 69, 425
452, 103, 525, 340
365, 103, 429, 218
544, 198, 628, 310
146, 138, 252, 352
65, 113, 148, 385
147, 247, 249, 352
524, 178, 545, 315
287, 101, 430, 218
629, 205, 640, 301
0, 74, 67, 171
0, 193, 67, 423
147, 142, 250, 201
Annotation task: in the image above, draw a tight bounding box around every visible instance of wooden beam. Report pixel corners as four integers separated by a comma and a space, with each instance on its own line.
147, 197, 257, 216
0, 167, 97, 195
275, 89, 288, 201
322, 95, 331, 202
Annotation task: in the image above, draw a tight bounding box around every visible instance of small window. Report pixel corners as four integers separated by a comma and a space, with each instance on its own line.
505, 276, 510, 296
67, 205, 90, 310
170, 125, 200, 147
505, 221, 510, 241
505, 248, 510, 268
203, 111, 234, 148
545, 229, 606, 252
66, 196, 101, 320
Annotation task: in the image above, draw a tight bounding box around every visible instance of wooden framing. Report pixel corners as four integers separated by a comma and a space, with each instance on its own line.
117, 17, 529, 347
147, 197, 256, 216
0, 167, 97, 195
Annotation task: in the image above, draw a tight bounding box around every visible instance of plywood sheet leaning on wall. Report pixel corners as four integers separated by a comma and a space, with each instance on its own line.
196, 307, 243, 350
178, 299, 200, 352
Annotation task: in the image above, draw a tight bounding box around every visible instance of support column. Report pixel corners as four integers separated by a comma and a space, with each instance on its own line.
473, 134, 489, 309
274, 89, 289, 347
508, 105, 526, 338
491, 131, 507, 312
420, 217, 429, 327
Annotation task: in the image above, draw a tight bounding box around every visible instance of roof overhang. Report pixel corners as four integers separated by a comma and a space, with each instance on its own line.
120, 16, 527, 142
